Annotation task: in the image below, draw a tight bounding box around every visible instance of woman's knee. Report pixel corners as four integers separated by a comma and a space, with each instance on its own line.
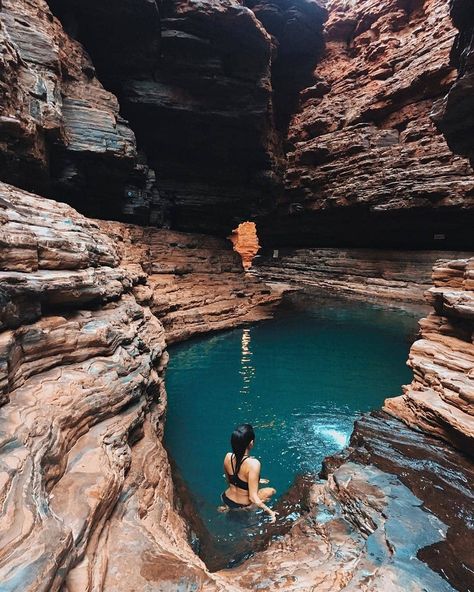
258, 487, 276, 501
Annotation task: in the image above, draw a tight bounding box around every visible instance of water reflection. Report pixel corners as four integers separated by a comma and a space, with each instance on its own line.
239, 328, 255, 397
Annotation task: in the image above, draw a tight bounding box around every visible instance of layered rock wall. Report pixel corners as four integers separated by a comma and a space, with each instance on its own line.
259, 0, 474, 249
0, 0, 160, 222
43, 0, 326, 235
254, 247, 474, 303
384, 257, 474, 454
434, 0, 474, 167
0, 0, 329, 236
243, 0, 327, 132
0, 181, 280, 591
98, 221, 281, 343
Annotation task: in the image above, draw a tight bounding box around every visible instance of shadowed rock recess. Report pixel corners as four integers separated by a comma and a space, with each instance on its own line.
0, 0, 473, 591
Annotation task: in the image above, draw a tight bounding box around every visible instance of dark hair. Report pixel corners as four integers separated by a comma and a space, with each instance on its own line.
231, 424, 255, 474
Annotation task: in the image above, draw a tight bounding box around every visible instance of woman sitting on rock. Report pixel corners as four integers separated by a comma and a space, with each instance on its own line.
219, 423, 277, 522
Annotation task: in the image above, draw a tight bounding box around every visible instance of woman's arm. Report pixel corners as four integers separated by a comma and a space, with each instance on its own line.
247, 459, 277, 522
223, 454, 231, 483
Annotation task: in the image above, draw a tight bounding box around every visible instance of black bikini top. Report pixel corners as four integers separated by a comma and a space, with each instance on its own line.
229, 454, 249, 491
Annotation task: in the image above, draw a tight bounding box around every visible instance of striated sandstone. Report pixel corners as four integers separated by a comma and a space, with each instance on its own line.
384, 257, 474, 455
0, 181, 281, 591
259, 0, 474, 249
0, 0, 159, 222
44, 0, 328, 236
254, 247, 474, 304
97, 221, 282, 343
46, 0, 280, 235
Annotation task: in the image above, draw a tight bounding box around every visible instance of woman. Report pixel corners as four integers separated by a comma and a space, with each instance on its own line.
220, 424, 277, 522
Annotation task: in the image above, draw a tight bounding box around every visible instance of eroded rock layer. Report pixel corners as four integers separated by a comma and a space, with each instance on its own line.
259, 0, 474, 249
0, 0, 161, 222
97, 221, 282, 343
43, 0, 267, 234
434, 0, 474, 167
384, 257, 474, 455
0, 181, 280, 591
42, 0, 329, 235
254, 247, 474, 304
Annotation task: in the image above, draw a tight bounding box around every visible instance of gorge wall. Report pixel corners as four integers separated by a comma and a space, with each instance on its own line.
1, 0, 474, 590
258, 0, 474, 249
1, 179, 472, 590
4, 0, 472, 248
0, 181, 280, 591
1, 0, 329, 235
254, 247, 474, 303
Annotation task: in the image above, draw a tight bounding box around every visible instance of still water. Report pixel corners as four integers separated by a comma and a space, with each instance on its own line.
165, 295, 420, 568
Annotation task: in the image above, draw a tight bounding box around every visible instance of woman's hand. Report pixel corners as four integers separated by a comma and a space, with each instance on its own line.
268, 510, 278, 523
259, 478, 269, 484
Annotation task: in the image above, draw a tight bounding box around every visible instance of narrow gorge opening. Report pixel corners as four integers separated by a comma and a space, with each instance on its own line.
164, 294, 421, 571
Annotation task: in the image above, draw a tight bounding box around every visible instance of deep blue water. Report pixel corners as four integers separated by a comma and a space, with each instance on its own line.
164, 295, 420, 567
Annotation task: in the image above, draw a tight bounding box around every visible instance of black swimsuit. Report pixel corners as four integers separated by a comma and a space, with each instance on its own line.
221, 455, 251, 509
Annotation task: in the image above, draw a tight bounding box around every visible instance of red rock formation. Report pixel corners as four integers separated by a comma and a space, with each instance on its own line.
230, 221, 261, 270
0, 0, 161, 221
44, 0, 279, 235
433, 0, 474, 167
259, 0, 474, 249
98, 221, 281, 343
1, 0, 473, 589
384, 257, 474, 454
43, 0, 329, 236
0, 181, 281, 591
254, 247, 474, 303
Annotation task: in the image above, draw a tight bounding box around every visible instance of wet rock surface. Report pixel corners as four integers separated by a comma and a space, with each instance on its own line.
323, 411, 474, 592
218, 460, 462, 591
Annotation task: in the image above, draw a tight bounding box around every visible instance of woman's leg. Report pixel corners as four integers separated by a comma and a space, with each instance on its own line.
258, 487, 276, 502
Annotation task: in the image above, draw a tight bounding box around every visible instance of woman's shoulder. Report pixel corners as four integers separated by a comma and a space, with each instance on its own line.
246, 456, 260, 469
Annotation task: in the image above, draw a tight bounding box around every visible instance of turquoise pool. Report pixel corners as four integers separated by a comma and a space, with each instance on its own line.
164, 295, 420, 568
